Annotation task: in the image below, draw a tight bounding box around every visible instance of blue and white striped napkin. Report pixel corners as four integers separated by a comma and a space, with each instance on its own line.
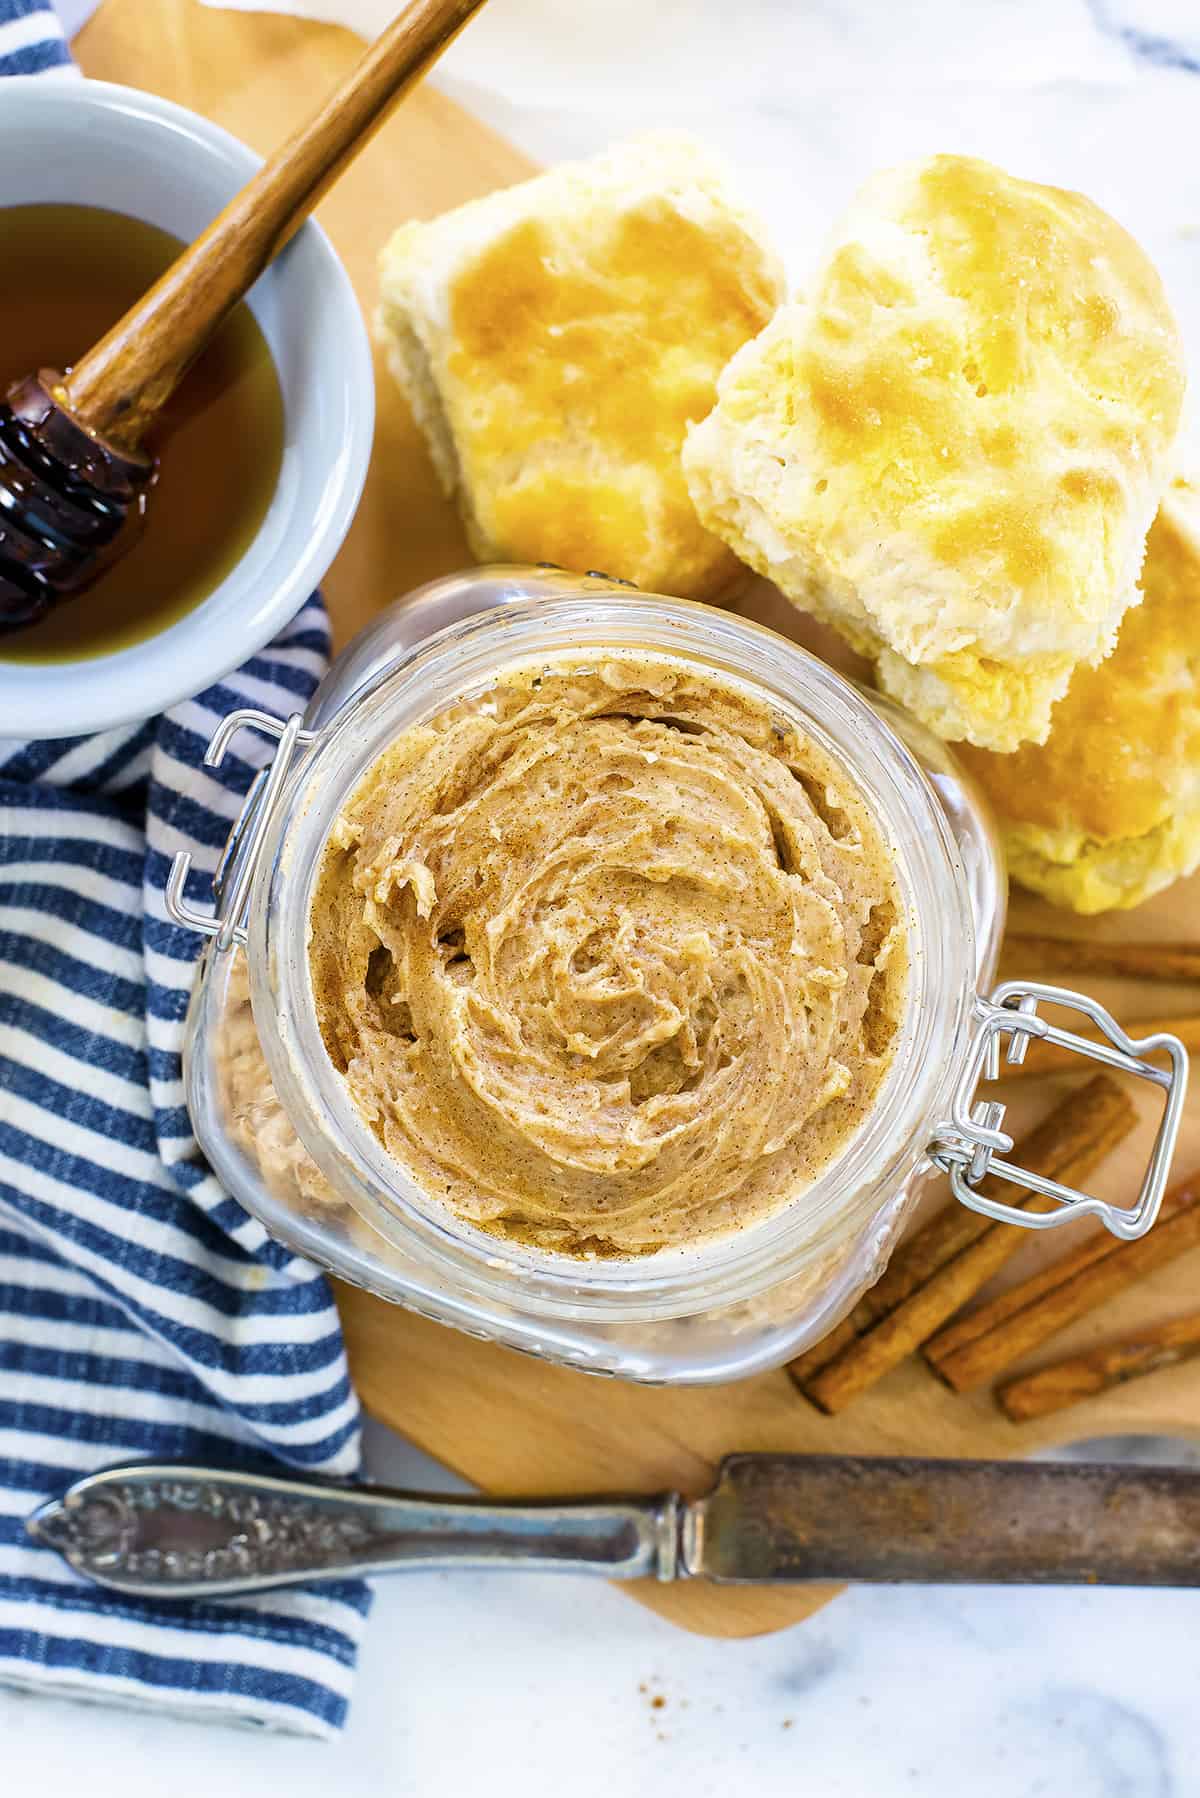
0, 3, 372, 1737
0, 0, 74, 73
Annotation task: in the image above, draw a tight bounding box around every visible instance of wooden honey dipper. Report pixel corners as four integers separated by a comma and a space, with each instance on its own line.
0, 0, 487, 633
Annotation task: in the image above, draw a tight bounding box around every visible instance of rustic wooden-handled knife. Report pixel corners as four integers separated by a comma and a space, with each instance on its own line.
25, 1454, 1200, 1597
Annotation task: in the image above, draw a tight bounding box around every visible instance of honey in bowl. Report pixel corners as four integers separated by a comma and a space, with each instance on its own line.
0, 203, 284, 664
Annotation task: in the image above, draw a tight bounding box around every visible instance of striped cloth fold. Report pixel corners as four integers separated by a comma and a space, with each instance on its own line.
0, 0, 75, 74
0, 5, 371, 1737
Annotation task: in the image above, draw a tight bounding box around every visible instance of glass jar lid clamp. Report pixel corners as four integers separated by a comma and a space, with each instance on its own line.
167, 706, 1189, 1247
166, 708, 315, 954
930, 983, 1187, 1242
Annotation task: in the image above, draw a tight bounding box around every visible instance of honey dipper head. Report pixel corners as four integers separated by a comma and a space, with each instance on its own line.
0, 370, 155, 632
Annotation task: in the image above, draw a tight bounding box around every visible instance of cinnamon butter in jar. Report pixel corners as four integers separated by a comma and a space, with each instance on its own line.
176, 568, 1187, 1383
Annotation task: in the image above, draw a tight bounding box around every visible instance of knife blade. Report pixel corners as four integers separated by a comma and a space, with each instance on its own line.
686, 1454, 1200, 1585
25, 1452, 1200, 1598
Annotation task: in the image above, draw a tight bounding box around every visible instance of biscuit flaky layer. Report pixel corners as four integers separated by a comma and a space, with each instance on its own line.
684, 153, 1186, 751
961, 479, 1200, 912
376, 132, 784, 601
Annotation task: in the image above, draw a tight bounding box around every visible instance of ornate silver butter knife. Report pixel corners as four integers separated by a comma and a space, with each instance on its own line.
25, 1454, 1200, 1597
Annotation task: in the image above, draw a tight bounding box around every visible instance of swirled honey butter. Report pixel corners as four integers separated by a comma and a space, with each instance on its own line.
309, 657, 908, 1256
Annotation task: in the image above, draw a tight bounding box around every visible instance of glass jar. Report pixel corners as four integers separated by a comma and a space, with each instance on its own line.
174, 567, 1187, 1384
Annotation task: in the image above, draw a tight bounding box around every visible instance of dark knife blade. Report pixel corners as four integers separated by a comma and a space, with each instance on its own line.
683, 1454, 1200, 1585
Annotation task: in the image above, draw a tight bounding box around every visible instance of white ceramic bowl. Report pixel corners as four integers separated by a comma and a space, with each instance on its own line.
0, 78, 374, 739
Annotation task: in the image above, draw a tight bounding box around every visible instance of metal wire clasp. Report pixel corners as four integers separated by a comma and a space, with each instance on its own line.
164, 709, 315, 953
931, 981, 1188, 1241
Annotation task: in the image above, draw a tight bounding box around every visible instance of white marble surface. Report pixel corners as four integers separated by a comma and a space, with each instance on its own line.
11, 1, 1200, 1792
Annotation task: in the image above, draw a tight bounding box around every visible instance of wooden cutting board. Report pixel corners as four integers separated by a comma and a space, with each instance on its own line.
77, 0, 1200, 1641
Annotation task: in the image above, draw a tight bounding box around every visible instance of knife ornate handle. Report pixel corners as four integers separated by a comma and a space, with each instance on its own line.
26, 1462, 680, 1598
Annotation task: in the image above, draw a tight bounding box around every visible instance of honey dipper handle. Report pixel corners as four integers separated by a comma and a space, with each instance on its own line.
61, 0, 487, 449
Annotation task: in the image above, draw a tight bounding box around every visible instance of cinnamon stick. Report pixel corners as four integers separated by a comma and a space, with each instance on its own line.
787, 1175, 996, 1385
794, 1076, 1137, 1414
1005, 936, 1200, 984
787, 1074, 1129, 1387
859, 1191, 996, 1319
998, 1311, 1200, 1423
923, 1171, 1200, 1394
787, 1316, 861, 1384
1000, 1013, 1200, 1080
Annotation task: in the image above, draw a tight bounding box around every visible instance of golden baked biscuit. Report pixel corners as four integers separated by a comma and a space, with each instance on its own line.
960, 479, 1200, 912
376, 132, 784, 599
684, 154, 1186, 750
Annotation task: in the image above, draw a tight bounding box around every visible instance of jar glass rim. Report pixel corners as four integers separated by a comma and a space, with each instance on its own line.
248, 591, 978, 1323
